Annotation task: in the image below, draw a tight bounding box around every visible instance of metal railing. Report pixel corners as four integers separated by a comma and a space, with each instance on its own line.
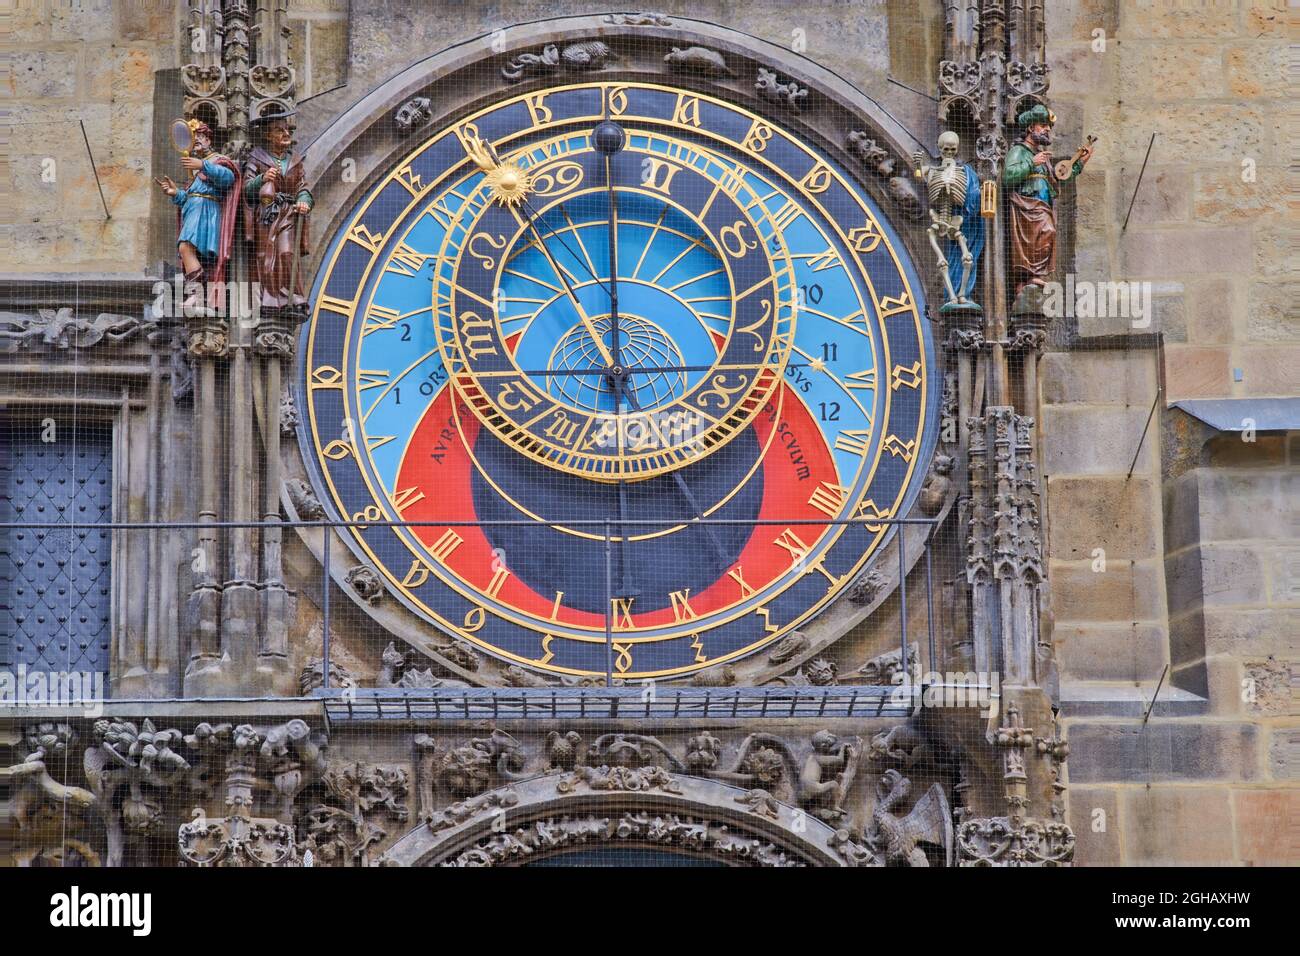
0, 513, 942, 712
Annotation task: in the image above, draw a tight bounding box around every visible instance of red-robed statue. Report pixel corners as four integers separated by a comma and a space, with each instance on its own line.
243, 107, 313, 313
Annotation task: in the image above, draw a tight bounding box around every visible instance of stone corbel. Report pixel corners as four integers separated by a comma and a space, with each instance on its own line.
84, 718, 191, 867
176, 719, 329, 867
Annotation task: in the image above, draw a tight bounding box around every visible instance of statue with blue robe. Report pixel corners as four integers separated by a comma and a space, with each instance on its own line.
155, 121, 241, 315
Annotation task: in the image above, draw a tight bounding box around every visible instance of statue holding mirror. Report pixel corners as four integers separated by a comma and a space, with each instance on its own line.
155, 119, 241, 316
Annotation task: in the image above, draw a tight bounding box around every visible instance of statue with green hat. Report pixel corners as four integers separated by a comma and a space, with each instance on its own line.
1003, 102, 1095, 313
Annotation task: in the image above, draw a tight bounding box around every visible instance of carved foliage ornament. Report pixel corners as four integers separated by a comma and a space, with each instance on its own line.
0, 309, 156, 352
938, 59, 982, 99
444, 812, 803, 868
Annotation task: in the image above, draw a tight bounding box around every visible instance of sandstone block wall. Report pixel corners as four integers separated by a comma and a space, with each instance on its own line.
1047, 0, 1296, 865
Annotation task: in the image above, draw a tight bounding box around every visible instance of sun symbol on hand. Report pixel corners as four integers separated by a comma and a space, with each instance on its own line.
483, 161, 532, 207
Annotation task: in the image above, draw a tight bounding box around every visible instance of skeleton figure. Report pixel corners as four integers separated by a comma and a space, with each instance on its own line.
912, 132, 983, 307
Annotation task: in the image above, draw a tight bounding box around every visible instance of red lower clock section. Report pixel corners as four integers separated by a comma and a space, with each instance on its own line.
394, 380, 840, 630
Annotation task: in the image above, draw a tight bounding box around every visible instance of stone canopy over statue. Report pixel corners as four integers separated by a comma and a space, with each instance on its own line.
1003, 104, 1094, 314
243, 107, 314, 314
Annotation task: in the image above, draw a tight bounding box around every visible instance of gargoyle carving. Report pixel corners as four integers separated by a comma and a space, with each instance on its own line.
394, 96, 432, 134
755, 67, 807, 110
585, 733, 686, 771
664, 46, 731, 77
863, 769, 953, 866
799, 730, 861, 824
435, 730, 528, 797
546, 731, 583, 771
501, 41, 615, 83
377, 641, 470, 689
345, 565, 384, 605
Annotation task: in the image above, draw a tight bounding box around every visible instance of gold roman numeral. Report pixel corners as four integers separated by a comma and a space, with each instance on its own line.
357, 369, 390, 391
808, 482, 850, 517
728, 566, 756, 598
808, 249, 841, 272
834, 430, 871, 456
385, 242, 428, 276
611, 597, 635, 629
773, 528, 810, 564
768, 200, 801, 232
362, 304, 401, 335
428, 529, 463, 564
485, 566, 510, 598
669, 589, 698, 622
844, 369, 876, 390
391, 486, 426, 515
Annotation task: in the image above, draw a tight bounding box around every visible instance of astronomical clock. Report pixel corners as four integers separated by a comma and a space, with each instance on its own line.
301, 70, 937, 682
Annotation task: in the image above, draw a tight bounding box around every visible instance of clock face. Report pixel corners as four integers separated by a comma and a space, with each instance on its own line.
301, 82, 935, 680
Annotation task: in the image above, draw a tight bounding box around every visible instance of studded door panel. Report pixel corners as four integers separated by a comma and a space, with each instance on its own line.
0, 416, 113, 676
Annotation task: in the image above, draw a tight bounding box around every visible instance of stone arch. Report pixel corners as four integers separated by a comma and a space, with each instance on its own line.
379, 771, 867, 867
299, 13, 930, 276
284, 13, 942, 685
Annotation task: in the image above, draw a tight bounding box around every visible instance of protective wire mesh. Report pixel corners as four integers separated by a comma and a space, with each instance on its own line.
2, 0, 1289, 873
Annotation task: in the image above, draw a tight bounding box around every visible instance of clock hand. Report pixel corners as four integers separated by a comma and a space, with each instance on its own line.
615, 378, 731, 570
594, 117, 626, 377
468, 132, 613, 368
515, 204, 616, 369
594, 116, 637, 595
